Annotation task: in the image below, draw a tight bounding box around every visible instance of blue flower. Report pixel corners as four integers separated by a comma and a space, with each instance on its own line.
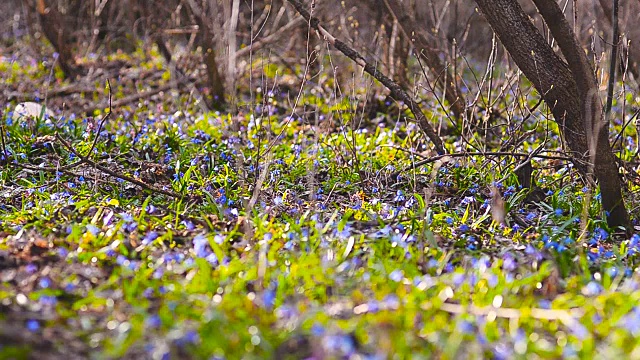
593, 228, 608, 241
263, 289, 276, 309
86, 224, 100, 236
502, 253, 517, 272
26, 319, 40, 332
214, 234, 224, 244
182, 220, 195, 231
389, 269, 403, 282
142, 231, 159, 245
525, 244, 543, 261
393, 190, 405, 203
119, 212, 133, 223
453, 273, 465, 286
193, 234, 209, 258
583, 281, 602, 296
116, 255, 127, 266
38, 277, 51, 288
143, 287, 154, 298
461, 196, 475, 205
39, 295, 57, 307
176, 331, 200, 347
619, 307, 640, 335
206, 253, 218, 265
146, 314, 161, 328
458, 320, 474, 334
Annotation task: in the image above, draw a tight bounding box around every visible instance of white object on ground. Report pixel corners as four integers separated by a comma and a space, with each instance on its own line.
13, 102, 56, 122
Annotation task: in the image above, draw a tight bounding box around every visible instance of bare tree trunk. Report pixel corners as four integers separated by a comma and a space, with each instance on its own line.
598, 0, 640, 86
227, 0, 240, 109
474, 0, 629, 230
383, 0, 466, 120
30, 0, 82, 79
186, 0, 226, 110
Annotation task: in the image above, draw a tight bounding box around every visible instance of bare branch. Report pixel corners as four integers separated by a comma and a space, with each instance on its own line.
285, 0, 446, 155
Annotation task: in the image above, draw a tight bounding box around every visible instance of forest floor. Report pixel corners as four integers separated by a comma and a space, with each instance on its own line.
2, 44, 640, 359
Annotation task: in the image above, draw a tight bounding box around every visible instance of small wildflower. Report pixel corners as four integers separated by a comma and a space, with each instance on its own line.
26, 319, 40, 332
146, 314, 161, 328
389, 269, 403, 282
144, 230, 160, 244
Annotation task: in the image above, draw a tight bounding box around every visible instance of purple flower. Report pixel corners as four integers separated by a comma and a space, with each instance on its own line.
142, 231, 159, 245
383, 294, 400, 308
582, 281, 602, 296
525, 244, 544, 261
453, 273, 465, 286
214, 234, 224, 245
193, 234, 209, 257
123, 221, 138, 233
39, 295, 57, 307
502, 253, 517, 272
458, 320, 474, 334
143, 287, 154, 298
205, 253, 218, 265
461, 196, 475, 205
176, 331, 199, 347
182, 220, 195, 231
146, 314, 161, 328
86, 224, 100, 236
619, 307, 640, 335
116, 255, 127, 265
25, 263, 38, 274
389, 269, 403, 282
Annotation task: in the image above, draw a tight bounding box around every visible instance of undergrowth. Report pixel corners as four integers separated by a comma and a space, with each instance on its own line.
2, 45, 640, 359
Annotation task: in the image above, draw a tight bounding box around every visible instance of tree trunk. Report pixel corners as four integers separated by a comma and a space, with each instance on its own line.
186, 0, 226, 110
598, 0, 640, 86
383, 0, 466, 120
32, 0, 83, 79
474, 0, 629, 230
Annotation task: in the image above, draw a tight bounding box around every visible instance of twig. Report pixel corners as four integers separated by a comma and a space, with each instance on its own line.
437, 302, 584, 328
235, 17, 305, 58
86, 79, 112, 158
54, 133, 183, 199
612, 107, 640, 150
396, 151, 574, 175
82, 83, 174, 114
285, 0, 445, 155
604, 0, 620, 115
0, 109, 7, 164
